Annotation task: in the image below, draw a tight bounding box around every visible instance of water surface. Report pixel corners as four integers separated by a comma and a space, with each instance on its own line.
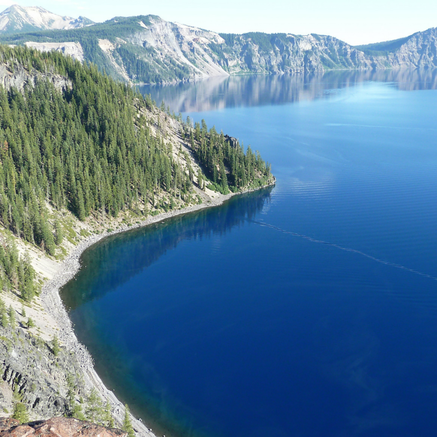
62, 70, 437, 437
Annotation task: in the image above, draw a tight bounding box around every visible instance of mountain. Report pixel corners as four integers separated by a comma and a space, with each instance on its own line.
0, 13, 436, 84
0, 44, 273, 430
0, 4, 93, 34
356, 27, 437, 69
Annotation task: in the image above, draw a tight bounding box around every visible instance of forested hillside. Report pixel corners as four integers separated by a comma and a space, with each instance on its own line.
0, 45, 272, 304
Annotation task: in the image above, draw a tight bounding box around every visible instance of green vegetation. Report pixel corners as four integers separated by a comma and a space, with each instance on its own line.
0, 45, 194, 252
183, 120, 271, 194
52, 334, 60, 356
0, 298, 8, 328
355, 34, 414, 56
0, 43, 273, 319
0, 15, 194, 83
123, 404, 135, 437
12, 402, 29, 424
0, 239, 36, 301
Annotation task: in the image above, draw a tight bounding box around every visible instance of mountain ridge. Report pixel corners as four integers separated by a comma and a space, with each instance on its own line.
0, 9, 436, 85
0, 4, 93, 34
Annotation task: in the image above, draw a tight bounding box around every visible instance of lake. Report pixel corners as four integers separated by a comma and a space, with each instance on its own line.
61, 69, 437, 437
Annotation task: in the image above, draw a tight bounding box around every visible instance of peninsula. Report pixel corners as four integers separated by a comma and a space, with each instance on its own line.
0, 45, 274, 435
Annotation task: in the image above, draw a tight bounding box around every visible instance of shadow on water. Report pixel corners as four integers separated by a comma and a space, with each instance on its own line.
61, 188, 272, 310
138, 69, 437, 113
60, 188, 272, 437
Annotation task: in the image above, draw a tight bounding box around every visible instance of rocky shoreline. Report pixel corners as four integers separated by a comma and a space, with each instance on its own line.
40, 183, 274, 436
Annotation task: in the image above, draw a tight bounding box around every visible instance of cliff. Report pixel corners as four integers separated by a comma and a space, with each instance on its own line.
0, 417, 126, 436
1, 14, 436, 84
0, 45, 274, 436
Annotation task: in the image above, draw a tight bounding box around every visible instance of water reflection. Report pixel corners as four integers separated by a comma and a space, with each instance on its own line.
138, 69, 437, 113
61, 188, 273, 310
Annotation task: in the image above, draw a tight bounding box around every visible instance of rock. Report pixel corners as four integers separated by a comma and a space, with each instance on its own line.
224, 135, 239, 148
0, 417, 20, 431
0, 63, 72, 92
0, 417, 127, 436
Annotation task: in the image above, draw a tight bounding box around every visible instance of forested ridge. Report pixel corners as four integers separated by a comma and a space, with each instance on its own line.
0, 45, 272, 303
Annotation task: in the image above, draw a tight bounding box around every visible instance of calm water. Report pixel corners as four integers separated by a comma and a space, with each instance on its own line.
62, 70, 437, 437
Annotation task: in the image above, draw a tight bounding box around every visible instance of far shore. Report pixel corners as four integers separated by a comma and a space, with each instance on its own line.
40, 181, 275, 437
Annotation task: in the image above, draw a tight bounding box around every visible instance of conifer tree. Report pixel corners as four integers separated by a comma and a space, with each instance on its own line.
123, 404, 135, 437
12, 402, 29, 424
8, 306, 16, 330
52, 335, 60, 356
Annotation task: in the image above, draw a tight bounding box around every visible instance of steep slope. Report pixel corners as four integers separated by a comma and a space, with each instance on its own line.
0, 15, 378, 83
357, 27, 437, 68
0, 5, 93, 34
0, 45, 273, 433
0, 13, 436, 85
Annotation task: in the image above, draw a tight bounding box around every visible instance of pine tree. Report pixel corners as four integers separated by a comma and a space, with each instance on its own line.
8, 306, 16, 330
85, 388, 104, 424
123, 404, 135, 437
104, 400, 115, 428
12, 402, 29, 424
0, 299, 8, 328
52, 334, 60, 356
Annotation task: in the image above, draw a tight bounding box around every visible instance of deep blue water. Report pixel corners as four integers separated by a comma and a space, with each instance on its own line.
61, 70, 437, 437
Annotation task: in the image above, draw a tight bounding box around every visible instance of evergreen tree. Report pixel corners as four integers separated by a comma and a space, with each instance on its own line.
123, 404, 135, 437
52, 334, 60, 356
104, 400, 115, 428
0, 299, 8, 328
85, 388, 104, 424
8, 306, 16, 330
12, 402, 29, 424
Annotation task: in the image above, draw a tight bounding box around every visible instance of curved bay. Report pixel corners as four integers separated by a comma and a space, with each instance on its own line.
63, 71, 437, 437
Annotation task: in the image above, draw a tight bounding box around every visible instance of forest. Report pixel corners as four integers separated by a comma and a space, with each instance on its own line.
0, 45, 272, 302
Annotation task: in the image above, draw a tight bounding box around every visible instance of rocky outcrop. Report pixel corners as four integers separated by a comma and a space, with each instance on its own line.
24, 42, 85, 62
0, 417, 126, 436
0, 325, 86, 419
382, 27, 437, 68
0, 5, 93, 34
3, 13, 437, 84
0, 62, 72, 92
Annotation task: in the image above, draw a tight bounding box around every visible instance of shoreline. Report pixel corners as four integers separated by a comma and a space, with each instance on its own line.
40, 182, 274, 436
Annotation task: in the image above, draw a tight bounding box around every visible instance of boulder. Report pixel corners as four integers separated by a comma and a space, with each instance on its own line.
0, 417, 127, 437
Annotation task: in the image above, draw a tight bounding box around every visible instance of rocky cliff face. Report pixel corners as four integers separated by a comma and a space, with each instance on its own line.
0, 417, 126, 436
0, 323, 86, 420
92, 17, 387, 82
0, 62, 72, 92
1, 13, 437, 84
0, 5, 93, 34
1, 14, 437, 84
382, 27, 437, 68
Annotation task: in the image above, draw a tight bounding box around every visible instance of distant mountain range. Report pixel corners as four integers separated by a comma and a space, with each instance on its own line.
0, 6, 436, 85
0, 4, 93, 34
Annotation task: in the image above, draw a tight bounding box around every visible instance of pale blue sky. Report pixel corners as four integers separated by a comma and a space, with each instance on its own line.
1, 0, 436, 45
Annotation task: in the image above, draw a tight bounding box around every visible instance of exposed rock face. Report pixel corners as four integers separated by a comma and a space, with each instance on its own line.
382, 27, 437, 68
24, 42, 85, 63
4, 13, 437, 84
88, 19, 437, 84
0, 417, 127, 436
224, 135, 239, 148
0, 5, 93, 34
0, 325, 86, 419
0, 63, 72, 92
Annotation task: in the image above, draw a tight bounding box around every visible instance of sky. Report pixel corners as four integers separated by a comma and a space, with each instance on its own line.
0, 0, 436, 45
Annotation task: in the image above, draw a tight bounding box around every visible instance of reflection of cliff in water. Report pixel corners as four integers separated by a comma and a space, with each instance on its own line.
138, 69, 437, 113
61, 188, 272, 310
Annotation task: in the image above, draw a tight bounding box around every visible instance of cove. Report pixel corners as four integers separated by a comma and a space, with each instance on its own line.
62, 69, 437, 437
